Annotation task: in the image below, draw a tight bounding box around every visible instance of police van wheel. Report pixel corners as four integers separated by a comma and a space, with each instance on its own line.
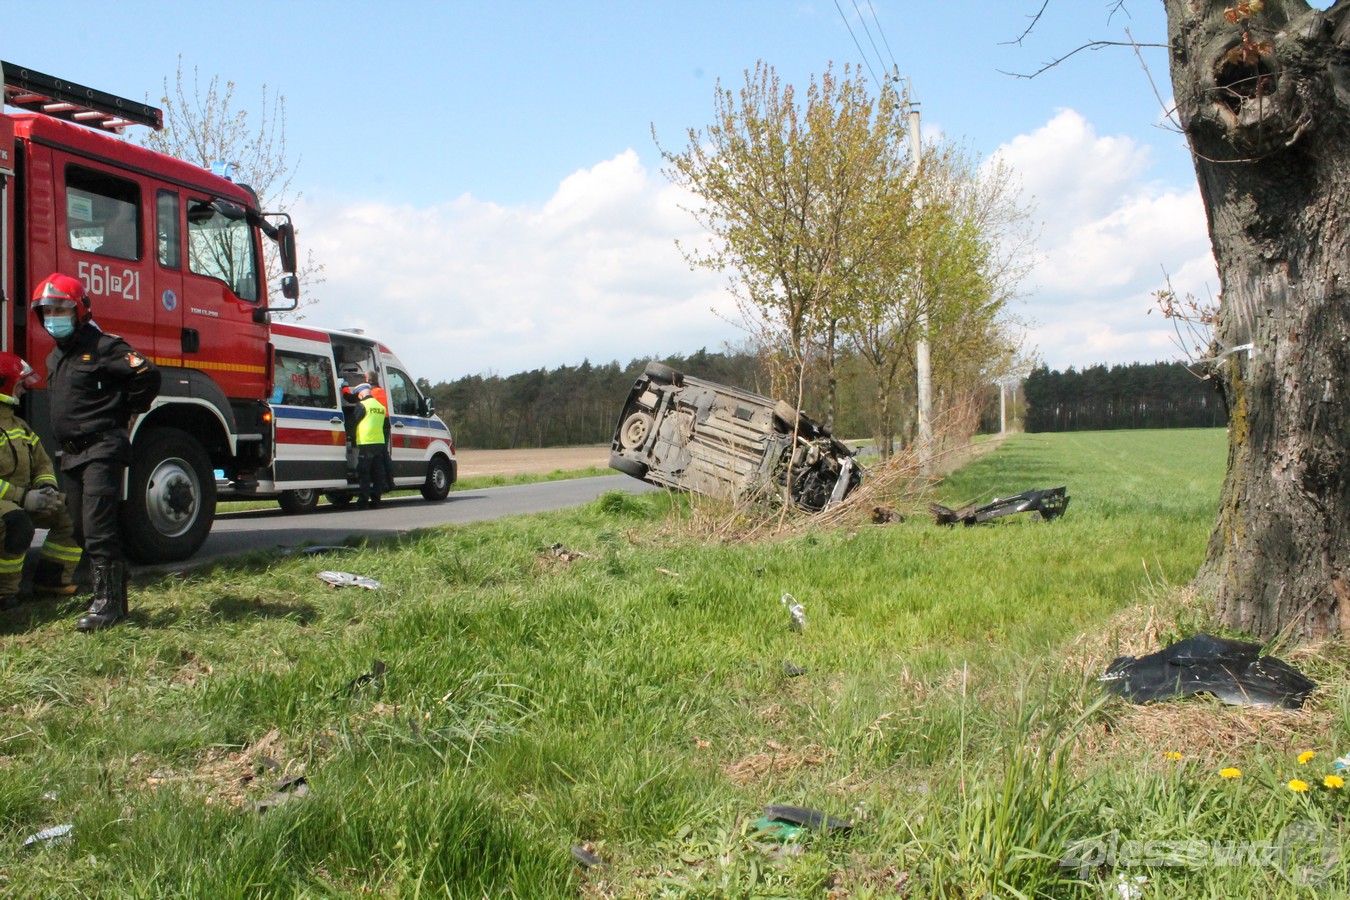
421, 456, 454, 501
122, 429, 216, 563
643, 361, 682, 385
279, 489, 320, 514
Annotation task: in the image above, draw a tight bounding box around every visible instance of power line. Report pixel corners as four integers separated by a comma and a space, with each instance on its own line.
850, 0, 890, 79
863, 0, 900, 74
832, 0, 881, 86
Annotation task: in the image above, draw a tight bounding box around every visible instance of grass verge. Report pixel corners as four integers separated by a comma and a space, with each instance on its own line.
2, 429, 1345, 896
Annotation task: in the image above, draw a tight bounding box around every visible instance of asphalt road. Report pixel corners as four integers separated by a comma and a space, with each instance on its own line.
144, 474, 657, 573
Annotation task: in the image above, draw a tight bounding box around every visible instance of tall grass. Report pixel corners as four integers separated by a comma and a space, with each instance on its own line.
2, 429, 1345, 896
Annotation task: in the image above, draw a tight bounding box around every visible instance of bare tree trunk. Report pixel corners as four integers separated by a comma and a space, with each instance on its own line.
1167, 0, 1350, 640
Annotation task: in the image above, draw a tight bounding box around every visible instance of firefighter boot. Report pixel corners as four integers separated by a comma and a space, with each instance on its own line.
77, 563, 126, 632
33, 559, 79, 597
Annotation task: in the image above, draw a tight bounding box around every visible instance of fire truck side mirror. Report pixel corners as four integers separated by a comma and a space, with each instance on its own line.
278, 222, 298, 274
280, 274, 300, 301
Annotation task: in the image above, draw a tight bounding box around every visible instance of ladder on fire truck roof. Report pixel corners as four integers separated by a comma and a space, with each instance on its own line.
1, 60, 162, 133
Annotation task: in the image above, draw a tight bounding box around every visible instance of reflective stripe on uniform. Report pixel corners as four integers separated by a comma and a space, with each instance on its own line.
39, 541, 82, 564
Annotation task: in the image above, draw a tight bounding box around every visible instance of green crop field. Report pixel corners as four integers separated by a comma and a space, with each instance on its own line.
3, 429, 1346, 897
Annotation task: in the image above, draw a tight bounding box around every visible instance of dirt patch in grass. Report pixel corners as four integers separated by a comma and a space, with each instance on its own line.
456, 446, 610, 478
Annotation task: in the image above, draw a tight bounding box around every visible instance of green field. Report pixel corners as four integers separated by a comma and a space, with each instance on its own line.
3, 429, 1346, 897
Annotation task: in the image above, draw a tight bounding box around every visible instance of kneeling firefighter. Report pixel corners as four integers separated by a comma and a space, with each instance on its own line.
0, 354, 81, 609
31, 273, 160, 631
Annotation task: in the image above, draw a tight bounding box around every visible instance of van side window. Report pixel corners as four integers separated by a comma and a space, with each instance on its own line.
385, 368, 421, 416
187, 198, 260, 301
66, 166, 140, 260
157, 190, 181, 268
273, 350, 336, 408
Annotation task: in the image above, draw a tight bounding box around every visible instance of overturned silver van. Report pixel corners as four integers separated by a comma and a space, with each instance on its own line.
608, 362, 862, 511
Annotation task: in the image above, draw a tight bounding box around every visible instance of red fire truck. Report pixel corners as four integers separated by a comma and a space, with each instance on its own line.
1, 62, 456, 563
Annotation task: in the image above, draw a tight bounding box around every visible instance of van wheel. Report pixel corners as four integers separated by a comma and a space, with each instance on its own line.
773, 401, 799, 431
643, 361, 682, 385
609, 453, 649, 479
325, 491, 354, 507
422, 456, 454, 501
619, 412, 654, 450
279, 489, 320, 514
122, 428, 216, 563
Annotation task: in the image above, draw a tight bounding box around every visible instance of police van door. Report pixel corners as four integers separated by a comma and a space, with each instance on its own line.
268, 326, 347, 486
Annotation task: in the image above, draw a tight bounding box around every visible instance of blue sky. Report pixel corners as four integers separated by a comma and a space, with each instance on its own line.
7, 1, 1235, 382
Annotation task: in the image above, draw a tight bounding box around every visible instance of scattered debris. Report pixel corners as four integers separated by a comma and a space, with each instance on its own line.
1100, 634, 1316, 709
751, 815, 807, 842
545, 543, 590, 562
570, 844, 605, 868
930, 486, 1070, 526
781, 593, 806, 632
1114, 873, 1149, 899
316, 571, 382, 590
870, 506, 903, 524
655, 567, 681, 578
255, 774, 310, 814
783, 661, 808, 678
764, 804, 854, 834
282, 545, 355, 557
339, 660, 388, 698
22, 823, 72, 849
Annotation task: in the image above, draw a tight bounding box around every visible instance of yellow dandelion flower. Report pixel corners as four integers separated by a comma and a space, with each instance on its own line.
1324, 775, 1345, 790
1298, 751, 1316, 765
1220, 767, 1242, 779
1164, 751, 1183, 761
1288, 779, 1310, 793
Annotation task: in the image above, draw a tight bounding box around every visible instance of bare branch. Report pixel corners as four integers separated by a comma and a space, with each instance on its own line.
999, 39, 1166, 79
1000, 0, 1051, 47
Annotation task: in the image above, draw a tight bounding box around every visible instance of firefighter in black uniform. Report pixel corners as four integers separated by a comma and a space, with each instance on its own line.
31, 273, 161, 632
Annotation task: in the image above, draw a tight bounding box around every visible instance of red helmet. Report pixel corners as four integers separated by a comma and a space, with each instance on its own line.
31, 273, 91, 322
0, 352, 39, 394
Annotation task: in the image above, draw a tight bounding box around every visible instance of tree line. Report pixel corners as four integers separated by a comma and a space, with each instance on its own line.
1023, 362, 1224, 433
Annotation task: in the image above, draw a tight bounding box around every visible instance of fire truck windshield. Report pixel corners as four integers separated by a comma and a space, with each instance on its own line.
187, 199, 260, 301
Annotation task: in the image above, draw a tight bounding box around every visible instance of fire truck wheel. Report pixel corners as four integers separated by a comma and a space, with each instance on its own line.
278, 489, 320, 514
421, 456, 454, 501
325, 491, 354, 507
122, 428, 217, 563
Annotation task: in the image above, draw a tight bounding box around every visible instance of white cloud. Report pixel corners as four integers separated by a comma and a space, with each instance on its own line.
296, 150, 740, 382
993, 110, 1217, 369
294, 109, 1219, 385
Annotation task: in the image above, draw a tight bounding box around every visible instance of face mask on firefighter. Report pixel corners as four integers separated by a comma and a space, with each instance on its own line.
44, 312, 77, 340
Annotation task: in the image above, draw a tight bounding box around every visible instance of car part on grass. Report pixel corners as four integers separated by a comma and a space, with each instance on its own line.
339, 659, 388, 698
781, 593, 806, 631
22, 823, 72, 849
764, 804, 854, 834
783, 661, 808, 677
256, 774, 309, 813
317, 571, 382, 590
570, 844, 606, 868
608, 362, 863, 512
1100, 634, 1317, 709
930, 486, 1070, 526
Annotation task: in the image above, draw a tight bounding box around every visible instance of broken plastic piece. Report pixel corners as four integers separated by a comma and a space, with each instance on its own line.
317, 571, 382, 590
930, 486, 1069, 526
570, 844, 605, 868
781, 593, 806, 631
22, 823, 72, 849
1100, 634, 1316, 709
256, 775, 309, 813
764, 804, 853, 834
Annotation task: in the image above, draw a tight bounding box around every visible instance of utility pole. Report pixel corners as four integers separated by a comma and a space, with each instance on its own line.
906, 81, 933, 472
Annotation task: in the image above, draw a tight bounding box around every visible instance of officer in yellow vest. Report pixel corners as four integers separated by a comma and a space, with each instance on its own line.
0, 353, 81, 610
351, 384, 388, 509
